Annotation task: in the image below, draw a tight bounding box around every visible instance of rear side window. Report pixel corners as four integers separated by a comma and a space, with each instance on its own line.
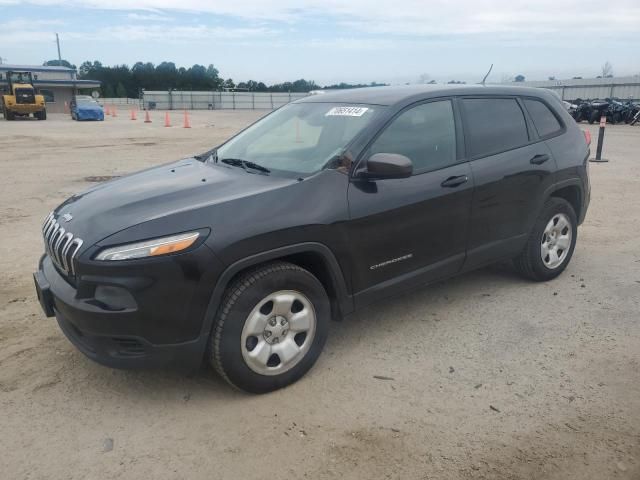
462, 98, 529, 157
523, 98, 563, 137
369, 100, 456, 174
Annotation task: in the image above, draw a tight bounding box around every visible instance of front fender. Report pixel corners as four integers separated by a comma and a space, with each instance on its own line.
196, 242, 353, 355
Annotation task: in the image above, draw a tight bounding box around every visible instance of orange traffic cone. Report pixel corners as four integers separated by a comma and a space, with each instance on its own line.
104, 105, 110, 116
64, 101, 69, 114
130, 108, 137, 120
164, 111, 171, 127
183, 109, 191, 128
112, 105, 117, 117
144, 109, 152, 123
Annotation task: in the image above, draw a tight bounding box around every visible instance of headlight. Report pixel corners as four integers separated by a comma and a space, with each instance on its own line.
95, 232, 200, 261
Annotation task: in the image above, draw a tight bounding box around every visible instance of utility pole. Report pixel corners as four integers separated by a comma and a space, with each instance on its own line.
55, 33, 62, 63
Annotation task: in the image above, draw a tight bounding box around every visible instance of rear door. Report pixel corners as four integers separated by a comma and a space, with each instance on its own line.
461, 96, 557, 269
347, 99, 474, 305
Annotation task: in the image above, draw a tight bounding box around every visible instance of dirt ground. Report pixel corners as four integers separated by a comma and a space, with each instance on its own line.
1, 111, 639, 480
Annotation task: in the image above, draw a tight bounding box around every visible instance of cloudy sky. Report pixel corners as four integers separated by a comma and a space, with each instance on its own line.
1, 0, 639, 85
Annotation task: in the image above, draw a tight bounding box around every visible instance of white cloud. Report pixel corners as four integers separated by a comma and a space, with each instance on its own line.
0, 18, 275, 45
1, 0, 638, 35
125, 12, 171, 22
86, 24, 277, 42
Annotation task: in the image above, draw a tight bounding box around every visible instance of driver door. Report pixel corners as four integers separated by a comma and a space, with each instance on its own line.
346, 99, 474, 306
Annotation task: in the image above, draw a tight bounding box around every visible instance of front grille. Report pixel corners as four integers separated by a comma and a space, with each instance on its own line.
42, 212, 84, 276
15, 88, 36, 104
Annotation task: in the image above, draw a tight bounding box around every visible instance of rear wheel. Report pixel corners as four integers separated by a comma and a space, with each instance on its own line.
514, 198, 577, 281
209, 261, 330, 393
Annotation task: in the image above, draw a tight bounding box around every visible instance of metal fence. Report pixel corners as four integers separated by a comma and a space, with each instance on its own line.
141, 91, 309, 110
503, 76, 640, 101
98, 97, 141, 106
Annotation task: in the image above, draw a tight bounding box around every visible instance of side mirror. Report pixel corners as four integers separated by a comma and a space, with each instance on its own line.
362, 153, 413, 180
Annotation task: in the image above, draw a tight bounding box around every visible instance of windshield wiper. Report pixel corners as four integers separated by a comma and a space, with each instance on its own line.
220, 158, 271, 174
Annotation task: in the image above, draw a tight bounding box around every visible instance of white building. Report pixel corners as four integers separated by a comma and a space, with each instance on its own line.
0, 64, 101, 113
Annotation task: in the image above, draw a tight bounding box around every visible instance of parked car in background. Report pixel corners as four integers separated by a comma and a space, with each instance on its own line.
70, 96, 104, 121
34, 85, 591, 393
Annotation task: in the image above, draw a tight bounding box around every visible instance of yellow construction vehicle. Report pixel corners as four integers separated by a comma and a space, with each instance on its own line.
1, 71, 47, 120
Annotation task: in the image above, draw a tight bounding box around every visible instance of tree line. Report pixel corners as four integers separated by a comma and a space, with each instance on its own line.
44, 59, 387, 98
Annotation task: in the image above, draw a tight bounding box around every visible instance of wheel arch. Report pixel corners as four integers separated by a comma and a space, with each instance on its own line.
197, 243, 353, 353
546, 181, 584, 224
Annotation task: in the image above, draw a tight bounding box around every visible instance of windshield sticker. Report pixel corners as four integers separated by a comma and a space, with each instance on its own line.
325, 106, 369, 117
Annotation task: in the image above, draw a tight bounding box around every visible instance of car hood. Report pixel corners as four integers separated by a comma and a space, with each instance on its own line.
77, 104, 103, 112
53, 158, 296, 246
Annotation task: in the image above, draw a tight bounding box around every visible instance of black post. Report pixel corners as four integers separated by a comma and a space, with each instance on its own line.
590, 115, 609, 163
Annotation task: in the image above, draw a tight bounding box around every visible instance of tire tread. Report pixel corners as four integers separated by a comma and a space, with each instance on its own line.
210, 261, 310, 391
514, 197, 577, 281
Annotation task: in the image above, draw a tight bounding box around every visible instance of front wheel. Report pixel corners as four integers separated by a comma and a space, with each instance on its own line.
209, 262, 330, 393
514, 198, 577, 281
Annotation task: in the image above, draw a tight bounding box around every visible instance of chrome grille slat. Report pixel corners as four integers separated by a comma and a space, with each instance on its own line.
41, 212, 84, 277
58, 233, 73, 270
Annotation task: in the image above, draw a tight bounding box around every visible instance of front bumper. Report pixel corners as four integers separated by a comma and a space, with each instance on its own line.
7, 105, 45, 114
34, 247, 223, 370
76, 109, 104, 121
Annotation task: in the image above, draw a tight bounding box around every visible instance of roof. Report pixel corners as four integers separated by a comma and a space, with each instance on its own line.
296, 84, 555, 106
0, 78, 100, 87
0, 63, 75, 73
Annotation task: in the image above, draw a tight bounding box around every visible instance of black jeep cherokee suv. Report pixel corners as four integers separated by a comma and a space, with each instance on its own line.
34, 85, 591, 393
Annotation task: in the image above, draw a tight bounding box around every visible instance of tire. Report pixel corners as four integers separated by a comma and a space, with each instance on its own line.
588, 111, 598, 124
513, 198, 577, 282
209, 261, 330, 393
3, 104, 14, 120
39, 109, 47, 120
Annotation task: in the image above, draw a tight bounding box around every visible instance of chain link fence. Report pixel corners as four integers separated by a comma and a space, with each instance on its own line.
98, 97, 141, 106
141, 91, 310, 110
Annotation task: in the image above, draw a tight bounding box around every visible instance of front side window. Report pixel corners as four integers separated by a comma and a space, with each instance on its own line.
523, 98, 563, 138
369, 100, 456, 173
216, 102, 379, 175
463, 98, 529, 157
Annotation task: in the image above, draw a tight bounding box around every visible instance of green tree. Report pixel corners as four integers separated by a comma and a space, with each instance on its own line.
103, 84, 115, 98
206, 64, 222, 89
43, 59, 76, 69
115, 82, 127, 98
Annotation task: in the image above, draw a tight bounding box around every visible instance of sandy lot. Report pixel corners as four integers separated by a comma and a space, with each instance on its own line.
1, 111, 639, 480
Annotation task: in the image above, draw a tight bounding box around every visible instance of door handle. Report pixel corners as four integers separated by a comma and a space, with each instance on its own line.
530, 154, 550, 165
440, 175, 468, 188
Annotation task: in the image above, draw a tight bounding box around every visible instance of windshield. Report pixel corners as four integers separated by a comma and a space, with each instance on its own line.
76, 98, 97, 105
215, 102, 380, 175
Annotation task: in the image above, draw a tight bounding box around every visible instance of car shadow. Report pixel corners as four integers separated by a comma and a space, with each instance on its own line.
58, 261, 529, 400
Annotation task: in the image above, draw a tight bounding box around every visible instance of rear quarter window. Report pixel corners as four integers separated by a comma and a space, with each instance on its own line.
523, 98, 563, 138
462, 98, 529, 158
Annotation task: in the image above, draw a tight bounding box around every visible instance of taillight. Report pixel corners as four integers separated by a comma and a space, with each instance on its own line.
583, 130, 591, 146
